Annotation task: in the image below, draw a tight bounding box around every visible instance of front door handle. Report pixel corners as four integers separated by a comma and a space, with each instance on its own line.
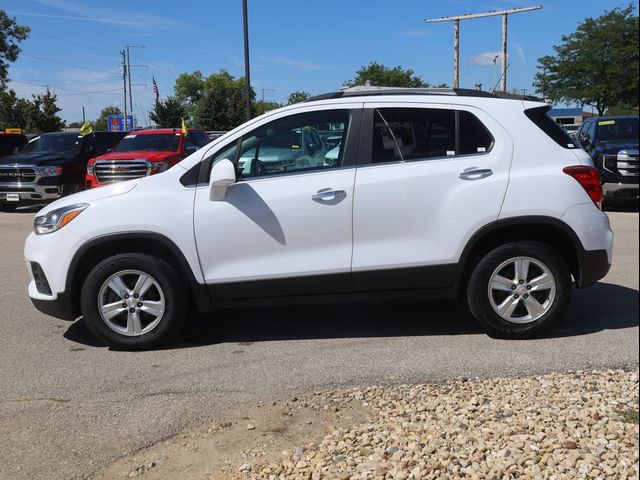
312, 188, 347, 202
459, 168, 493, 180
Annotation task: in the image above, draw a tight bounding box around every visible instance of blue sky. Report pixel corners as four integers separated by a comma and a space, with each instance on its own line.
2, 0, 638, 124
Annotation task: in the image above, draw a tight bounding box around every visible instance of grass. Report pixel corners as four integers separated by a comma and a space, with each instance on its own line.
618, 409, 639, 424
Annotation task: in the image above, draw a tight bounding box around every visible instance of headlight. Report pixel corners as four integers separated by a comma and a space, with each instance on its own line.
37, 166, 63, 177
150, 161, 169, 174
34, 203, 88, 235
87, 163, 94, 176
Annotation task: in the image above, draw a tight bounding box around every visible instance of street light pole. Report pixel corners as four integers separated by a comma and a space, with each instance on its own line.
242, 0, 252, 121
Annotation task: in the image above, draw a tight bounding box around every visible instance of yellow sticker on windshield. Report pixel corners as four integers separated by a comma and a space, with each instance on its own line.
291, 144, 300, 149
598, 120, 615, 126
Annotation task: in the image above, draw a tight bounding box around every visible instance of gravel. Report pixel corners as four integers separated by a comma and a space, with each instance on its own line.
236, 369, 639, 480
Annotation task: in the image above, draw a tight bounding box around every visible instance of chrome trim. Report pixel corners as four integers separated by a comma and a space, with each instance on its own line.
0, 164, 40, 185
94, 159, 151, 184
0, 183, 61, 201
617, 149, 639, 177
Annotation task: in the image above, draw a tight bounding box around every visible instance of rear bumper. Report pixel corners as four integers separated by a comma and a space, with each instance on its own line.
576, 248, 610, 288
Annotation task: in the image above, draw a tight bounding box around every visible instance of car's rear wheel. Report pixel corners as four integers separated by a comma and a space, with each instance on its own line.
80, 253, 187, 349
467, 241, 572, 338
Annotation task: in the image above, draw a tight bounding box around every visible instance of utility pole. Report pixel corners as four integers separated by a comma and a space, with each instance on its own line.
425, 5, 542, 92
121, 49, 127, 130
261, 88, 275, 102
242, 0, 252, 121
126, 45, 146, 131
82, 106, 85, 123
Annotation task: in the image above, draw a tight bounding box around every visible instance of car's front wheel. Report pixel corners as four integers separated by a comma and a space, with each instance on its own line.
467, 242, 572, 338
80, 253, 187, 349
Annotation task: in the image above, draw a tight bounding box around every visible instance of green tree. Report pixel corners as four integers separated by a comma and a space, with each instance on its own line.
253, 100, 280, 116
533, 5, 639, 116
606, 103, 638, 116
149, 96, 187, 128
25, 89, 65, 132
193, 70, 254, 130
345, 62, 430, 88
0, 10, 30, 88
93, 106, 121, 131
287, 91, 311, 104
174, 71, 206, 105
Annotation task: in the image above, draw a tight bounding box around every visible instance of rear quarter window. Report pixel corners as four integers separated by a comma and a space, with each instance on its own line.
525, 106, 578, 149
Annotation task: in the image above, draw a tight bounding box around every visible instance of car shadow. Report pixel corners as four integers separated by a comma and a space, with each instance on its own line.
64, 282, 639, 350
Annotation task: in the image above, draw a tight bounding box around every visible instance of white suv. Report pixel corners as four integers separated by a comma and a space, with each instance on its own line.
24, 87, 613, 349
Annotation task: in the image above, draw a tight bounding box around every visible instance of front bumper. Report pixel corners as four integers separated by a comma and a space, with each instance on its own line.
25, 229, 83, 320
602, 182, 639, 200
0, 183, 62, 202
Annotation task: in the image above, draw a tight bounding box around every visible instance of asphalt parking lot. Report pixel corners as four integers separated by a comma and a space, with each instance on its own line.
0, 208, 638, 480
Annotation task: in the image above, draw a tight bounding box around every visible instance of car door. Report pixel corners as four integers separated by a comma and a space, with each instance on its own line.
193, 106, 361, 300
351, 103, 513, 291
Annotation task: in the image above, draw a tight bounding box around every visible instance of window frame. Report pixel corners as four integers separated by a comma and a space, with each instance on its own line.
182, 107, 363, 187
357, 106, 495, 167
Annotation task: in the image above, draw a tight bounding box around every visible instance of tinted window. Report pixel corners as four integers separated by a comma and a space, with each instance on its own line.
595, 117, 639, 142
85, 133, 122, 155
238, 110, 350, 178
0, 136, 27, 155
459, 110, 494, 154
191, 132, 209, 147
114, 133, 180, 152
20, 133, 80, 154
372, 108, 493, 163
525, 106, 577, 149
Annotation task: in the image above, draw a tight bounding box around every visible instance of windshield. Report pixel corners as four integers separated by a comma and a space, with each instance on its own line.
114, 133, 180, 152
20, 134, 80, 154
596, 118, 639, 142
261, 130, 302, 149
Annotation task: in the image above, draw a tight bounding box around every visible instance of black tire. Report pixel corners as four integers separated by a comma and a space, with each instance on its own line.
467, 241, 572, 338
80, 253, 187, 349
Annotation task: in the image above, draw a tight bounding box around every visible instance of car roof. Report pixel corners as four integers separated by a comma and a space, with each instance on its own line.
308, 86, 544, 103
127, 128, 205, 135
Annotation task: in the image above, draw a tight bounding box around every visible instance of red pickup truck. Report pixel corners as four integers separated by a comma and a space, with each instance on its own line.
85, 128, 210, 188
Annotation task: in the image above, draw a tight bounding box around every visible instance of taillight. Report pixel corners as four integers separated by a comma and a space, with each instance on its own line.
563, 165, 604, 206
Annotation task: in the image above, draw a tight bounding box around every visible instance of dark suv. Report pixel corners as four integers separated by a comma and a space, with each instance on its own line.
0, 131, 124, 211
577, 116, 639, 207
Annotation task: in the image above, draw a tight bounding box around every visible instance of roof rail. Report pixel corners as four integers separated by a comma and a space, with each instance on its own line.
307, 86, 543, 102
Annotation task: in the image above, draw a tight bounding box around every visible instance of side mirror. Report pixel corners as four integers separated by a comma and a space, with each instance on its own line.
209, 159, 236, 201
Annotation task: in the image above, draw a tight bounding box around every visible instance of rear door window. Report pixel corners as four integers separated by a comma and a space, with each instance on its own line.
371, 108, 493, 164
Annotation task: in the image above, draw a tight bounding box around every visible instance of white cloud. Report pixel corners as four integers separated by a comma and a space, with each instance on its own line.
468, 51, 502, 66
29, 0, 191, 30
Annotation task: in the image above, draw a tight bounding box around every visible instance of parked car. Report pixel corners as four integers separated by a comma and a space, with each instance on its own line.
0, 132, 28, 157
576, 116, 639, 207
0, 131, 124, 211
25, 87, 612, 349
85, 128, 210, 188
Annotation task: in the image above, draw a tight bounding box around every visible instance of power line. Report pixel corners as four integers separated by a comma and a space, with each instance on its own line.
30, 29, 120, 57
20, 53, 120, 75
10, 80, 122, 96
133, 54, 180, 77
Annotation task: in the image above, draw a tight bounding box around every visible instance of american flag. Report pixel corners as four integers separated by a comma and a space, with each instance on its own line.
152, 77, 159, 103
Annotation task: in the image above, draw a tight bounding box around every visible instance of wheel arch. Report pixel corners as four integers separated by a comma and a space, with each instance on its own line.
456, 216, 587, 295
66, 232, 211, 318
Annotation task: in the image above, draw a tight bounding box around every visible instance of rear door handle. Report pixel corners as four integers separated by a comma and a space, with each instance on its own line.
312, 188, 347, 202
459, 168, 493, 180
